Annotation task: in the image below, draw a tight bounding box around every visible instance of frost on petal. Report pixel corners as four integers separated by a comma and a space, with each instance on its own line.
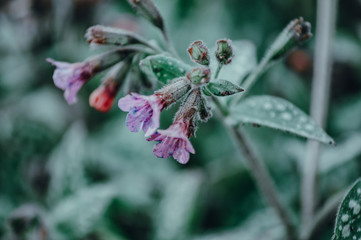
126, 106, 152, 132
119, 93, 164, 136
148, 121, 195, 163
118, 94, 146, 111
173, 141, 190, 164
63, 80, 85, 104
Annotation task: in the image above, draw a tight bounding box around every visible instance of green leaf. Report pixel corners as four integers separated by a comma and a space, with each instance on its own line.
47, 122, 87, 204
202, 86, 211, 96
139, 54, 191, 84
207, 80, 244, 96
229, 96, 334, 144
47, 184, 117, 240
155, 171, 203, 240
332, 178, 361, 240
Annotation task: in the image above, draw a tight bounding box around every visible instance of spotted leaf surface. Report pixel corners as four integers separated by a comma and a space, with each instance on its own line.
229, 95, 334, 144
207, 79, 244, 96
139, 54, 191, 84
332, 179, 361, 240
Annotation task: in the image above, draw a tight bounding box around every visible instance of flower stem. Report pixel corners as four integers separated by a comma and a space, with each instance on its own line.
212, 97, 297, 240
161, 28, 180, 59
301, 0, 337, 233
214, 64, 223, 79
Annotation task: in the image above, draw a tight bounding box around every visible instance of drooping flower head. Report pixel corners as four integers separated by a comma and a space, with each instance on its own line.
148, 88, 201, 164
90, 61, 131, 112
47, 48, 139, 104
118, 77, 191, 136
47, 59, 96, 104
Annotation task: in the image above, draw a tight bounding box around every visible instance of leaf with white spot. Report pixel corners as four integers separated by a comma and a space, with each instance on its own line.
207, 79, 244, 96
139, 54, 191, 84
229, 95, 334, 145
332, 178, 361, 240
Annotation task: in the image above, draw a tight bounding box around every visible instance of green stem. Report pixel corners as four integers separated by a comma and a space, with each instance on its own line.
301, 0, 337, 233
162, 28, 180, 59
214, 64, 223, 79
211, 98, 297, 240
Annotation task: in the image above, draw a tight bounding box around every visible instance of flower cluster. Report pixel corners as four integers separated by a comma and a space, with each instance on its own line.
47, 1, 242, 164
48, 25, 156, 111
117, 39, 236, 163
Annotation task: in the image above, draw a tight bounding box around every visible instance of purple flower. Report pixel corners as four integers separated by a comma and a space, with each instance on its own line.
118, 93, 165, 137
147, 120, 195, 164
47, 58, 95, 104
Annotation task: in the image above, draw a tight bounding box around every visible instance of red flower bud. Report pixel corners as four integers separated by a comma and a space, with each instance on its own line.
89, 83, 118, 112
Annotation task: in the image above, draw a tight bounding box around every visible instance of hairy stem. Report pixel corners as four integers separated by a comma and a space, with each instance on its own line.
301, 0, 337, 232
212, 97, 297, 240
161, 28, 179, 59
214, 64, 223, 79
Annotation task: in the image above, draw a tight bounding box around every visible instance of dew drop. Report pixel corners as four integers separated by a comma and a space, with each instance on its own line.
263, 102, 272, 110
349, 200, 361, 215
305, 124, 314, 131
276, 103, 286, 111
300, 116, 307, 123
342, 224, 351, 237
357, 188, 361, 194
281, 112, 292, 121
342, 214, 349, 222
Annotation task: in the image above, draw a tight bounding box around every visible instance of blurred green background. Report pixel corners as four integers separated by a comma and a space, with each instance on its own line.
1, 0, 361, 239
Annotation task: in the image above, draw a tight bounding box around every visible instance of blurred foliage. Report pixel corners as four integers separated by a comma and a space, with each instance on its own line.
0, 0, 361, 240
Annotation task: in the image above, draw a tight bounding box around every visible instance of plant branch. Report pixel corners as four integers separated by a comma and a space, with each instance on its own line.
301, 190, 344, 240
161, 28, 179, 59
301, 0, 337, 232
214, 64, 223, 79
212, 97, 297, 240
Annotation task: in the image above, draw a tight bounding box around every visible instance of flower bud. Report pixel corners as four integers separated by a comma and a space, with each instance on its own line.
85, 25, 146, 46
269, 17, 312, 61
155, 77, 192, 107
215, 39, 233, 65
198, 95, 212, 122
128, 0, 164, 31
187, 41, 210, 65
89, 61, 130, 112
186, 67, 210, 85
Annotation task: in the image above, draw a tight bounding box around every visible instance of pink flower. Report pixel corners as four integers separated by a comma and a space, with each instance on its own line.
118, 93, 165, 137
147, 120, 195, 164
47, 58, 95, 104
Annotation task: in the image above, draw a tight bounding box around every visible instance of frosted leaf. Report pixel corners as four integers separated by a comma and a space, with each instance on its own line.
230, 95, 334, 145
332, 178, 361, 240
140, 54, 191, 84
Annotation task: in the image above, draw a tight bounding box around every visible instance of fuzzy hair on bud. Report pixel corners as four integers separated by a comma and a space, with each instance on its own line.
128, 0, 164, 31
186, 67, 211, 85
187, 41, 210, 66
85, 25, 143, 46
215, 39, 233, 65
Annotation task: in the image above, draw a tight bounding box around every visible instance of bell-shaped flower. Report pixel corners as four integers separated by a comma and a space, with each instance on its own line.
118, 77, 191, 136
148, 88, 201, 164
47, 59, 95, 104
